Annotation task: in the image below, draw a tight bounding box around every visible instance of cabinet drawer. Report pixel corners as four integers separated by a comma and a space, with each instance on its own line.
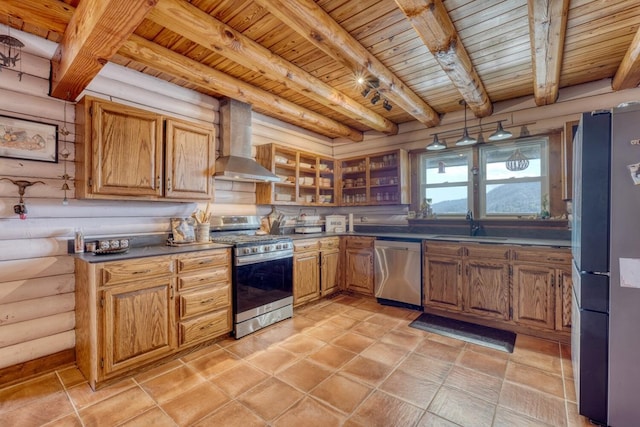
179, 309, 231, 345
178, 268, 230, 291
320, 237, 339, 250
178, 250, 229, 273
465, 244, 510, 260
180, 285, 230, 319
345, 237, 374, 249
101, 258, 173, 286
423, 242, 464, 256
512, 248, 571, 264
294, 239, 320, 252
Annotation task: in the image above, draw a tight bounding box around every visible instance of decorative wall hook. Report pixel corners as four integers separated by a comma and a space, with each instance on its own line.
1, 178, 44, 219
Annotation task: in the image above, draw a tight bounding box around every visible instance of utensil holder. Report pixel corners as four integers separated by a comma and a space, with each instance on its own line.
196, 223, 210, 242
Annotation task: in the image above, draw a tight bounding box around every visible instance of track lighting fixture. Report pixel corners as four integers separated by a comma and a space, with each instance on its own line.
357, 76, 392, 110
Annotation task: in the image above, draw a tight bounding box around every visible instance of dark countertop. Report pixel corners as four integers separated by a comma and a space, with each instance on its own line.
74, 230, 569, 263
288, 231, 570, 248
73, 241, 232, 263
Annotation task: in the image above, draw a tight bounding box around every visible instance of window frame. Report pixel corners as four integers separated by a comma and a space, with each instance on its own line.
418, 147, 473, 217
415, 136, 550, 219
479, 137, 549, 218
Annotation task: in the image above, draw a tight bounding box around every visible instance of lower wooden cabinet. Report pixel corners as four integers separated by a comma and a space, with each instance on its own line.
344, 236, 375, 295
423, 241, 572, 339
464, 245, 510, 321
512, 248, 573, 332
102, 278, 176, 376
75, 248, 231, 390
293, 237, 341, 306
321, 247, 340, 296
423, 243, 464, 311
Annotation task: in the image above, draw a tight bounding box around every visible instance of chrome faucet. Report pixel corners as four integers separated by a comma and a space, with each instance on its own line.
466, 210, 480, 236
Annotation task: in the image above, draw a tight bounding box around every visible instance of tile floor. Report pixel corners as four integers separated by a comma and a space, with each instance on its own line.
0, 295, 593, 426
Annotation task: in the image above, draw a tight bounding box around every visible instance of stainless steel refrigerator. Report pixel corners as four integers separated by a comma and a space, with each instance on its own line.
572, 106, 640, 427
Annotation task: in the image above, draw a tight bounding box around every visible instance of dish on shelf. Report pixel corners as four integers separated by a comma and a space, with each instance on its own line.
304, 177, 314, 185
275, 193, 293, 201
275, 155, 288, 164
299, 162, 312, 169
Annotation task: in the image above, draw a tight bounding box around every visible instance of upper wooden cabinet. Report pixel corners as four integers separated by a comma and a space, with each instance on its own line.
255, 144, 337, 206
339, 149, 409, 206
75, 96, 214, 201
165, 119, 215, 200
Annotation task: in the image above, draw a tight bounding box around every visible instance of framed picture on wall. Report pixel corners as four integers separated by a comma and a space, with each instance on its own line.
0, 115, 58, 163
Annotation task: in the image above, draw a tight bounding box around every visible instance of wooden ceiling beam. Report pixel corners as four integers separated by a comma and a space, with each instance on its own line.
395, 0, 492, 118
527, 0, 570, 106
256, 0, 440, 128
4, 0, 361, 140
612, 26, 640, 90
50, 0, 158, 100
149, 0, 397, 135
120, 35, 363, 141
0, 0, 72, 35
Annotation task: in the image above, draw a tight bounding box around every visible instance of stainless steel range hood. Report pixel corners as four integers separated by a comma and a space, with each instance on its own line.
215, 98, 281, 183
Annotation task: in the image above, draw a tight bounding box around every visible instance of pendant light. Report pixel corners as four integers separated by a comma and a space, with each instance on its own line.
426, 134, 446, 151
455, 100, 476, 146
488, 120, 512, 141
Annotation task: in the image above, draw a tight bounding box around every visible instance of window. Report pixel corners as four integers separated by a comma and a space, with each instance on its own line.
419, 150, 472, 215
417, 137, 549, 218
480, 139, 548, 217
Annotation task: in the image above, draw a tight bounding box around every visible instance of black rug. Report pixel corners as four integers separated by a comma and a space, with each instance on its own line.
409, 313, 516, 353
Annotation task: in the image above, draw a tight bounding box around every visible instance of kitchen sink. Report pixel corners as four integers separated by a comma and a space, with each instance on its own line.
432, 235, 508, 241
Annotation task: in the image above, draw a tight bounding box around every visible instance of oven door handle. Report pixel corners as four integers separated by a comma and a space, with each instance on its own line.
235, 250, 294, 266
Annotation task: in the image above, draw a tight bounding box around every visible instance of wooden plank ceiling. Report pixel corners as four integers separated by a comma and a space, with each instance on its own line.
2, 0, 640, 141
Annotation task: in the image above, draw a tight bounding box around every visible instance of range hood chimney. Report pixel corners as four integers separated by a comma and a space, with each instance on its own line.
215, 98, 281, 183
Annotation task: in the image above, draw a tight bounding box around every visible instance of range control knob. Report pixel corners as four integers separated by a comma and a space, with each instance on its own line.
242, 248, 251, 255
275, 244, 282, 250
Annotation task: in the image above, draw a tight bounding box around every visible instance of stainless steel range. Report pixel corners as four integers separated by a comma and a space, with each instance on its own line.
209, 216, 293, 339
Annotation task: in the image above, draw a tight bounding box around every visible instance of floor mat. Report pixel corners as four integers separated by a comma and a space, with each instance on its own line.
409, 312, 516, 353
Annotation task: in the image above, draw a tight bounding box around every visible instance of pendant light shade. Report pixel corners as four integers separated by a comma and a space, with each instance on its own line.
455, 128, 477, 146
488, 121, 512, 141
426, 134, 446, 151
455, 100, 476, 146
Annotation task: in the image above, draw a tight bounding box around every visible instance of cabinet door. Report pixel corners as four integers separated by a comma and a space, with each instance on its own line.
512, 264, 555, 329
556, 268, 573, 331
165, 119, 214, 200
293, 251, 320, 306
321, 249, 340, 296
102, 278, 176, 377
464, 259, 510, 320
424, 255, 463, 311
345, 248, 374, 295
91, 101, 163, 197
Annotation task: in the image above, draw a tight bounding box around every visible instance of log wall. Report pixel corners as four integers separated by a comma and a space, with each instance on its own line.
0, 45, 331, 375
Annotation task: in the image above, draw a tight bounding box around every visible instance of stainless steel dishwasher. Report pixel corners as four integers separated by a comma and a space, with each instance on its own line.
374, 239, 422, 310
